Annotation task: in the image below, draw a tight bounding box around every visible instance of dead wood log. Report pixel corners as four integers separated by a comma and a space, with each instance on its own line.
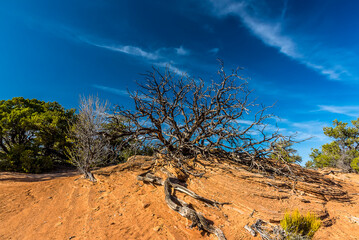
251, 219, 272, 240
347, 216, 359, 224
246, 219, 285, 240
137, 172, 227, 240
244, 225, 256, 236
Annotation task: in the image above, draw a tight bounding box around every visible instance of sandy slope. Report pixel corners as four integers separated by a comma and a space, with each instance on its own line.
0, 158, 359, 240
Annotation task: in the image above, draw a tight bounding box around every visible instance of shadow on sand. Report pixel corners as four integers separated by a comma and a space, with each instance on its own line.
0, 170, 79, 182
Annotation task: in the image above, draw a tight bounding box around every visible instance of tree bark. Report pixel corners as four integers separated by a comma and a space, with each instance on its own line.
137, 171, 227, 240
81, 168, 97, 182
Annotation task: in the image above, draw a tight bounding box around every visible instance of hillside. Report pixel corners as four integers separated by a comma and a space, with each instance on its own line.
1, 156, 359, 240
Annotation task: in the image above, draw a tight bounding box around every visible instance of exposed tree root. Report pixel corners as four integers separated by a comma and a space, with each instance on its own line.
224, 158, 351, 203
137, 171, 228, 240
245, 219, 286, 240
105, 155, 354, 240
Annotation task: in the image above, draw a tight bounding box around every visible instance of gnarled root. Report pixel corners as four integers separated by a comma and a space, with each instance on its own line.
137, 172, 227, 240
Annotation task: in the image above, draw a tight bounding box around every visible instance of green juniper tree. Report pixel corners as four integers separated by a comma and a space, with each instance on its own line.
0, 97, 75, 173
306, 119, 359, 172
271, 140, 302, 164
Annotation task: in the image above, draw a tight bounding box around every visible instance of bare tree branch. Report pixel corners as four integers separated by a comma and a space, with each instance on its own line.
67, 95, 113, 182
116, 61, 295, 174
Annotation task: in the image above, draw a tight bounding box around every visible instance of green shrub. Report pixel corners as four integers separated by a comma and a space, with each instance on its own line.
0, 144, 53, 173
21, 153, 53, 173
280, 209, 321, 239
350, 157, 359, 173
0, 97, 75, 173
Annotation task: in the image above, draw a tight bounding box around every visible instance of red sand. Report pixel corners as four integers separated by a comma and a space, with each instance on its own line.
1, 159, 359, 240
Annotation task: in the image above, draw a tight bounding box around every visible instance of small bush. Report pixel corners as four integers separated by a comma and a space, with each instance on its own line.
0, 144, 53, 173
280, 209, 321, 239
350, 157, 359, 173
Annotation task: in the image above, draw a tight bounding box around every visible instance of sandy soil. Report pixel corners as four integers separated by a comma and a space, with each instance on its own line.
0, 158, 359, 240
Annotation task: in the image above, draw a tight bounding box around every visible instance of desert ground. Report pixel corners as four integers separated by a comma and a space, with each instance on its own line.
1, 156, 359, 240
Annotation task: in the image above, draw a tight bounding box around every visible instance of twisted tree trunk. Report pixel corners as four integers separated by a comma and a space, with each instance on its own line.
137, 172, 227, 240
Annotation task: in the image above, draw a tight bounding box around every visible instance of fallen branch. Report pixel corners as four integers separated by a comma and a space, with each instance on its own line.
244, 225, 256, 236
245, 219, 286, 240
348, 216, 359, 224
251, 219, 271, 240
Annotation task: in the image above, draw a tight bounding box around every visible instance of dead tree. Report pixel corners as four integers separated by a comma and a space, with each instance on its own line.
117, 61, 286, 172
114, 62, 299, 239
67, 96, 113, 182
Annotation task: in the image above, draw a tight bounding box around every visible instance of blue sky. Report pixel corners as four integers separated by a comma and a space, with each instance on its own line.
1, 0, 359, 164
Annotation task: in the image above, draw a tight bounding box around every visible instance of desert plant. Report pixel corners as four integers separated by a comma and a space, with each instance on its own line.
66, 96, 113, 182
307, 118, 359, 172
102, 114, 155, 163
117, 63, 300, 240
116, 61, 291, 174
271, 140, 302, 164
0, 97, 75, 173
280, 209, 321, 239
350, 156, 359, 173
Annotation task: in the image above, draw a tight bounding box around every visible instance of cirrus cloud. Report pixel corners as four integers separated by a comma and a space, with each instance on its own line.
206, 0, 358, 81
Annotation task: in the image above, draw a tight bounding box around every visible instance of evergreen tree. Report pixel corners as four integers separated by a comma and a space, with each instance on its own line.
306, 119, 359, 172
0, 97, 75, 173
271, 140, 302, 163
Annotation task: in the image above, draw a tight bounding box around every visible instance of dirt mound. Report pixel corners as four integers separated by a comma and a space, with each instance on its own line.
1, 157, 359, 239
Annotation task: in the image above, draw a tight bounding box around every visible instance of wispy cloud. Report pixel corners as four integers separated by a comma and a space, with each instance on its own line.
78, 35, 163, 60
20, 17, 199, 78
37, 23, 190, 76
291, 121, 323, 130
175, 46, 190, 56
317, 105, 359, 117
89, 42, 160, 60
83, 38, 192, 61
272, 118, 329, 142
280, 0, 288, 21
209, 47, 219, 55
268, 118, 331, 162
78, 36, 189, 76
206, 0, 357, 81
234, 119, 254, 125
154, 62, 188, 76
92, 84, 129, 96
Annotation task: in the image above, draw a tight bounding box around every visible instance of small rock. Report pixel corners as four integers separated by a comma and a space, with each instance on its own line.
69, 236, 76, 239
55, 222, 63, 227
153, 225, 161, 232
348, 216, 359, 224
143, 203, 150, 209
269, 219, 280, 224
